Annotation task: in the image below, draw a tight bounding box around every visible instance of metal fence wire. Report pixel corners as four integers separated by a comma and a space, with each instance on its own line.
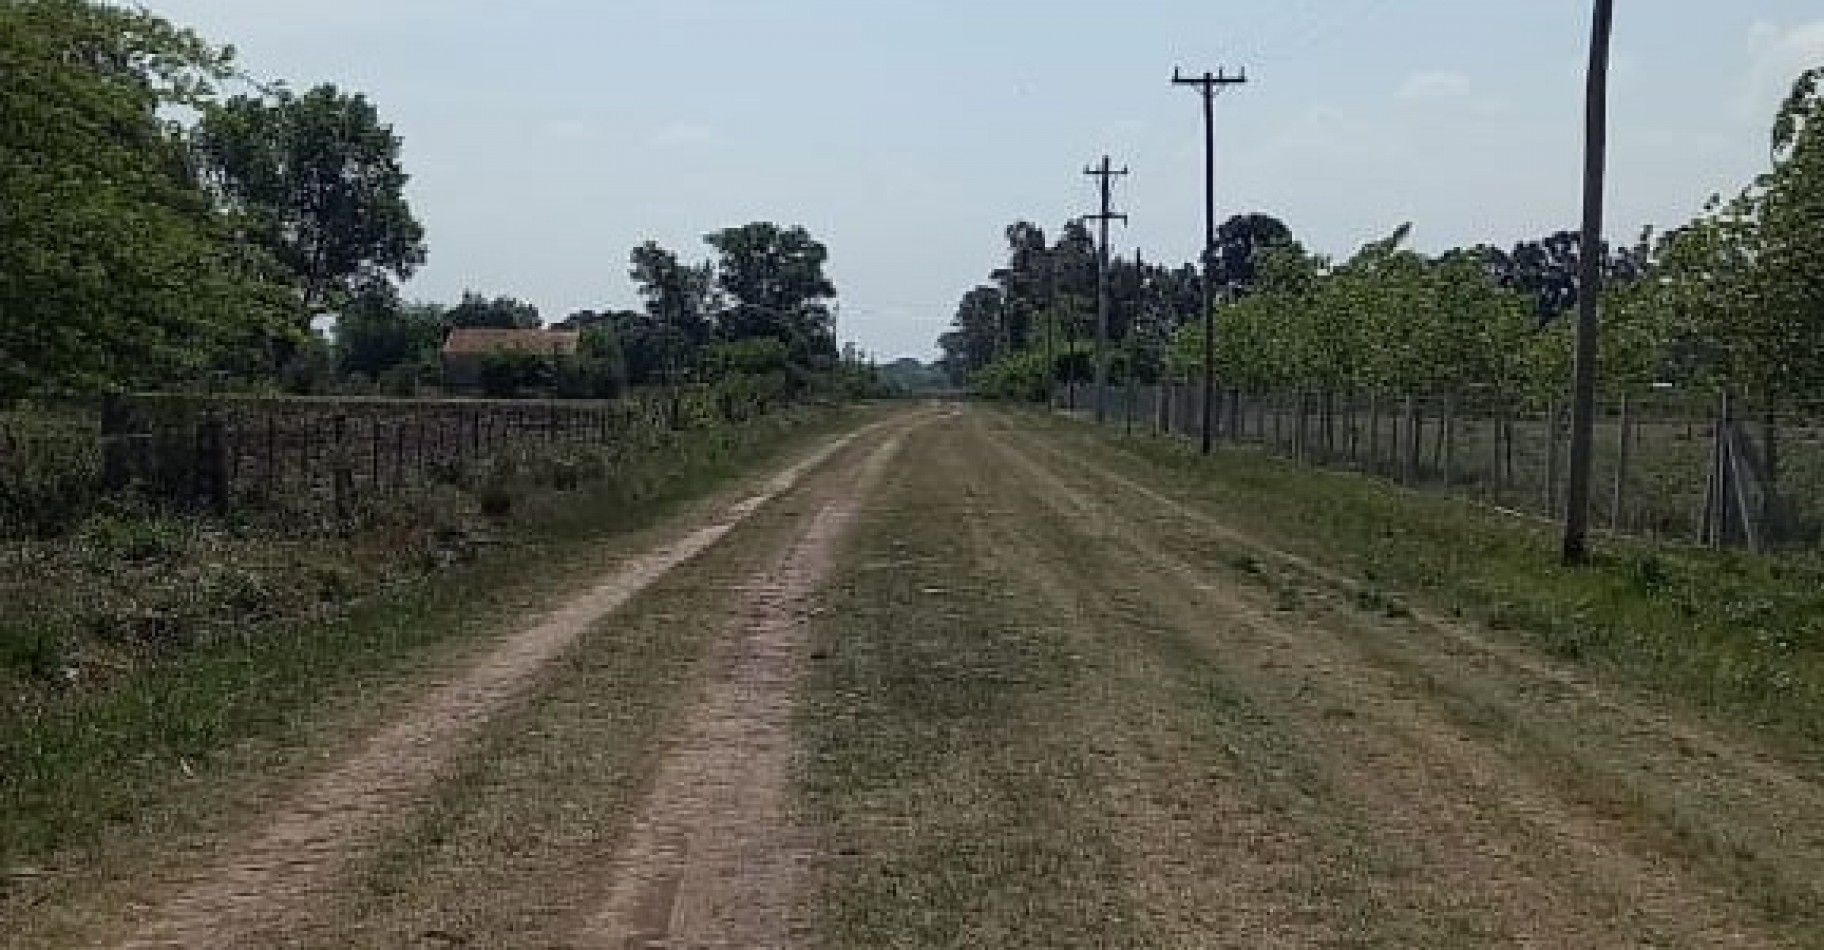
0, 388, 745, 536
1060, 382, 1824, 555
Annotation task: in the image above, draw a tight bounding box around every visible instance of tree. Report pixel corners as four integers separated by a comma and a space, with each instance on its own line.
704, 223, 838, 368
478, 351, 554, 399
1752, 66, 1824, 400
0, 0, 290, 398
195, 84, 427, 321
937, 285, 1006, 379
629, 240, 717, 380
1498, 229, 1645, 323
335, 287, 447, 381
1211, 212, 1295, 297
447, 292, 541, 329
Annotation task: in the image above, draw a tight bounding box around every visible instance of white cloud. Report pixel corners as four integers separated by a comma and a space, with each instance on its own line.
1398, 70, 1473, 102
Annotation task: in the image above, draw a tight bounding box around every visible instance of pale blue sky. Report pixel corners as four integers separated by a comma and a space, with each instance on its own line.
142, 2, 1824, 359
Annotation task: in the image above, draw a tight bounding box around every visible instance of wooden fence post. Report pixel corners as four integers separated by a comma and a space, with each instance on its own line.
1611, 395, 1632, 530
332, 413, 354, 522
1346, 392, 1359, 467
264, 412, 278, 490
1402, 396, 1420, 485
196, 410, 230, 514
393, 417, 407, 488
1440, 397, 1455, 488
1545, 402, 1563, 516
100, 394, 132, 491
1489, 406, 1505, 502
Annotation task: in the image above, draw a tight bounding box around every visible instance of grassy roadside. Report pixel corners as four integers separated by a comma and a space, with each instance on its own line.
1021, 408, 1824, 759
0, 405, 865, 880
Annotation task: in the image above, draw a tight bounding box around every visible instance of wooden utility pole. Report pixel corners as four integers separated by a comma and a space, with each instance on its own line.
1084, 156, 1129, 424
1563, 0, 1615, 566
1173, 67, 1248, 455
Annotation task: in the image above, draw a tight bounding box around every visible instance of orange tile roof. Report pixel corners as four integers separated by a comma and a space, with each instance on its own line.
442, 328, 581, 357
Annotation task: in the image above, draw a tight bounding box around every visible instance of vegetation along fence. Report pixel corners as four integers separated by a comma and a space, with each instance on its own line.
1061, 382, 1824, 556
0, 386, 775, 537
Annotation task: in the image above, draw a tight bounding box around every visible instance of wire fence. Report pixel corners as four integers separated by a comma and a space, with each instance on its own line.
0, 387, 762, 537
1061, 381, 1824, 556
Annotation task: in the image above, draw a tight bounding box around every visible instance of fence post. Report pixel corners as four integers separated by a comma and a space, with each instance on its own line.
1545, 402, 1563, 516
196, 410, 230, 514
1489, 406, 1503, 502
1440, 396, 1455, 488
1367, 394, 1382, 475
263, 412, 278, 490
331, 413, 355, 521
1402, 396, 1420, 485
101, 394, 132, 491
1611, 395, 1632, 530
1345, 392, 1359, 466
1702, 392, 1724, 547
393, 416, 407, 488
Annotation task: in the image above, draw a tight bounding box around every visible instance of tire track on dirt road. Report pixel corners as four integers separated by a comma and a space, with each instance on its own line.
566, 422, 913, 949
979, 413, 1800, 947
1000, 415, 1824, 930
109, 421, 894, 950
924, 423, 1373, 947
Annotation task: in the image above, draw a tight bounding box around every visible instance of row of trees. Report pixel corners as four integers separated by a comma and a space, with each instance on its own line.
942, 67, 1824, 415
338, 222, 849, 399
2, 0, 864, 402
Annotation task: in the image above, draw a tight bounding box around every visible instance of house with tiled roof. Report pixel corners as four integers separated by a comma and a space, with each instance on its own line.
441, 328, 581, 392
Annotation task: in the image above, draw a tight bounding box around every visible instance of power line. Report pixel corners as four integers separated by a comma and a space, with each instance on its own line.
1172, 66, 1248, 456
1084, 155, 1130, 425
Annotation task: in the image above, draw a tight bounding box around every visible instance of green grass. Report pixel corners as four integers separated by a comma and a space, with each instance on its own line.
1035, 409, 1824, 758
0, 406, 860, 874
800, 453, 1149, 949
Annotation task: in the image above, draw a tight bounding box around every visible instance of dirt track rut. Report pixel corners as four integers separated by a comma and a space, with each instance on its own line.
570, 430, 904, 948
109, 425, 881, 949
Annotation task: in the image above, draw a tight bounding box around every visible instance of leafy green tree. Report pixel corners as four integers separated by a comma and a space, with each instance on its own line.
335, 287, 447, 380
1212, 212, 1294, 298
447, 292, 541, 329
1751, 67, 1824, 401
194, 83, 426, 320
0, 0, 290, 398
553, 326, 627, 399
1495, 230, 1646, 322
704, 223, 837, 368
937, 285, 1005, 378
478, 350, 554, 399
629, 240, 717, 380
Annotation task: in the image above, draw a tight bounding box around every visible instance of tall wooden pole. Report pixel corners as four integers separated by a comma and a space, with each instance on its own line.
1563, 0, 1615, 566
1173, 67, 1248, 455
1084, 156, 1129, 425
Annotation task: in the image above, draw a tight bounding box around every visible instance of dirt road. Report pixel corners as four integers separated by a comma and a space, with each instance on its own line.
11, 404, 1821, 948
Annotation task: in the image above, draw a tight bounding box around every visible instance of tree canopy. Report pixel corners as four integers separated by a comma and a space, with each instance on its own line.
0, 0, 290, 398
194, 83, 426, 319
